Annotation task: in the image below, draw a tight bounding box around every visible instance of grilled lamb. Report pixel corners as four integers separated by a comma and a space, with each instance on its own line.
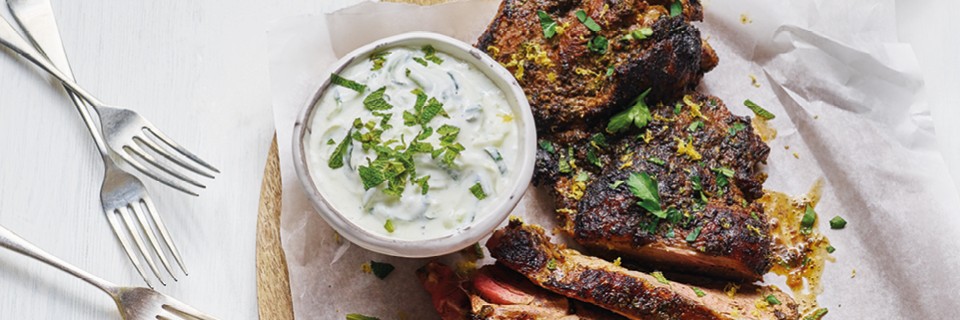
476, 0, 718, 132
536, 93, 773, 281
486, 220, 799, 320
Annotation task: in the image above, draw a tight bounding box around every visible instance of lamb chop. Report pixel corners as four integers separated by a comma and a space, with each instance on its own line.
486, 220, 799, 320
417, 261, 625, 319
536, 93, 773, 281
476, 0, 718, 132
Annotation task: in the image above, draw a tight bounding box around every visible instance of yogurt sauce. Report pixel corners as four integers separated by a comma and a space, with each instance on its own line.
306, 45, 520, 240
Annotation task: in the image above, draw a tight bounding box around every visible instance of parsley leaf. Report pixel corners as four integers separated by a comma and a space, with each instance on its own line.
800, 205, 816, 235
647, 157, 666, 166
652, 271, 670, 285
539, 140, 556, 154
470, 183, 487, 200
607, 89, 652, 133
587, 35, 608, 54
765, 294, 781, 305
692, 287, 707, 297
744, 99, 776, 119
537, 10, 558, 39
328, 131, 353, 169
609, 180, 625, 189
575, 10, 601, 32
330, 73, 366, 92
546, 258, 558, 270
687, 120, 704, 132
829, 216, 847, 229
586, 148, 602, 167
622, 27, 653, 41
626, 172, 665, 218
686, 226, 702, 242
669, 1, 683, 17
728, 122, 747, 135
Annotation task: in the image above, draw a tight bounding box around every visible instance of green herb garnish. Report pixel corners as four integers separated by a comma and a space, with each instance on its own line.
687, 120, 704, 132
358, 165, 386, 190
712, 167, 735, 178
765, 294, 781, 305
539, 140, 556, 154
422, 45, 444, 65
346, 314, 380, 320
575, 171, 589, 182
744, 99, 776, 120
800, 205, 816, 235
326, 139, 336, 145
622, 27, 654, 41
369, 261, 395, 279
412, 57, 428, 67
647, 157, 666, 166
652, 271, 670, 285
804, 308, 829, 320
363, 87, 393, 111
829, 216, 847, 229
692, 287, 707, 297
626, 172, 665, 218
370, 50, 391, 71
546, 258, 558, 270
470, 183, 487, 200
537, 10, 558, 39
607, 89, 652, 133
414, 176, 430, 195
587, 35, 608, 54
826, 245, 836, 254
609, 180, 625, 189
330, 73, 366, 92
328, 130, 354, 169
575, 10, 601, 32
686, 226, 702, 242
669, 1, 683, 17
728, 122, 747, 136
586, 148, 601, 167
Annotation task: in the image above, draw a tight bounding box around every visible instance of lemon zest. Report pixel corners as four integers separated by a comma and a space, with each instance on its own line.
684, 95, 709, 120
619, 152, 635, 169
675, 137, 702, 160
486, 45, 501, 57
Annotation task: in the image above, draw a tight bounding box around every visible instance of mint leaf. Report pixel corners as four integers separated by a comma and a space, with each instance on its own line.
363, 87, 393, 111
328, 131, 353, 169
330, 73, 366, 92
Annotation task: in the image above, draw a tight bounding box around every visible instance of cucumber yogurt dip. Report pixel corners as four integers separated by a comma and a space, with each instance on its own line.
305, 45, 521, 240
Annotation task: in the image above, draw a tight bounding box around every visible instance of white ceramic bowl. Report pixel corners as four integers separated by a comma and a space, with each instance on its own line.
292, 32, 536, 258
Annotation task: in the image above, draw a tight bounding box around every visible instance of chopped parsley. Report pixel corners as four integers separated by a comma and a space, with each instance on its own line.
370, 261, 395, 279
537, 10, 558, 39
626, 172, 665, 218
669, 1, 683, 17
414, 175, 430, 195
539, 140, 556, 154
652, 271, 670, 285
765, 294, 781, 305
804, 308, 829, 320
728, 122, 747, 136
470, 183, 488, 200
383, 219, 395, 233
685, 226, 702, 242
829, 216, 847, 229
586, 148, 602, 167
422, 45, 444, 65
326, 138, 336, 145
607, 89, 652, 133
622, 27, 653, 41
692, 287, 707, 297
369, 50, 391, 71
687, 120, 704, 132
590, 133, 609, 148
412, 57, 428, 66
712, 167, 735, 178
546, 258, 558, 270
800, 205, 816, 235
826, 245, 836, 254
587, 35, 608, 54
346, 314, 380, 320
575, 171, 590, 182
575, 10, 602, 32
606, 65, 615, 77
647, 157, 666, 166
609, 180, 625, 189
330, 73, 366, 92
744, 99, 776, 120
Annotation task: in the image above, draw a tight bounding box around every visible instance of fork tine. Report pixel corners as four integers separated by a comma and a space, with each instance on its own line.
124, 144, 206, 189
144, 127, 221, 174
116, 150, 201, 197
143, 197, 188, 275
135, 136, 216, 179
131, 201, 177, 281
117, 206, 166, 286
163, 302, 220, 320
106, 211, 154, 289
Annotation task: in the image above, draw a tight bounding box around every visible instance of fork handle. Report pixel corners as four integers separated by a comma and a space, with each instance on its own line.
0, 224, 118, 295
0, 15, 106, 108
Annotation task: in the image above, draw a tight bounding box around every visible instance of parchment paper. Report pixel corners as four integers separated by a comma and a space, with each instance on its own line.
268, 0, 960, 318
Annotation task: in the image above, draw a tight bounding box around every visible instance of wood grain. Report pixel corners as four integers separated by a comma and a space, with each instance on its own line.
256, 136, 293, 320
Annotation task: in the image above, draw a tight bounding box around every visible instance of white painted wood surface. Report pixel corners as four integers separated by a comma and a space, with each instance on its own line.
0, 0, 273, 319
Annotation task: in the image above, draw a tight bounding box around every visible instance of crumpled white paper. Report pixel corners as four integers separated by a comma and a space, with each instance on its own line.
268, 0, 960, 318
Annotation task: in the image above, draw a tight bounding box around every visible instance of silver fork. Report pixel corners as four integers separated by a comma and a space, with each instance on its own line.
4, 0, 219, 196
0, 224, 220, 320
4, 1, 189, 286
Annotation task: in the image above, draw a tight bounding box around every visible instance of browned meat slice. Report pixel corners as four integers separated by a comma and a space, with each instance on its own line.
535, 93, 773, 281
417, 262, 626, 320
487, 220, 799, 320
476, 0, 717, 132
